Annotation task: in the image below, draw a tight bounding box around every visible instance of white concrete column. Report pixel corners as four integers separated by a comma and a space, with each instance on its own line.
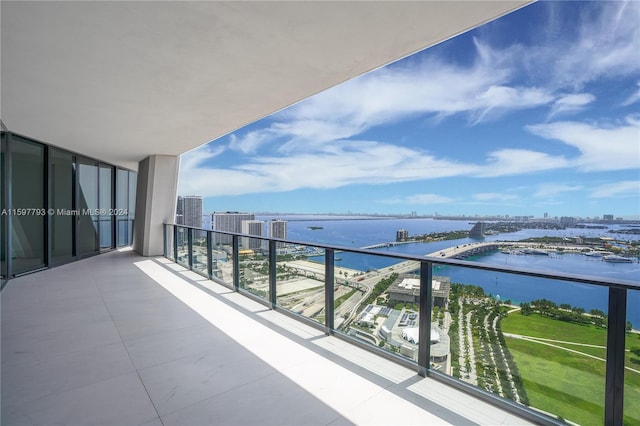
133, 155, 179, 256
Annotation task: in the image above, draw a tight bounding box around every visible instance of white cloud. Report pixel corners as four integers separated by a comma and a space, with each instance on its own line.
548, 93, 596, 118
474, 149, 570, 177
179, 140, 481, 197
526, 117, 640, 171
179, 144, 224, 176
278, 55, 553, 145
622, 82, 640, 106
380, 193, 455, 205
533, 184, 583, 198
229, 129, 276, 154
533, 1, 640, 90
226, 40, 557, 156
473, 193, 518, 202
236, 141, 476, 189
590, 181, 640, 198
180, 136, 587, 198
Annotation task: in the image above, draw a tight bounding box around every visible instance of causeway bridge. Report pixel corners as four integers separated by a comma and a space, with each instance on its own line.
361, 241, 415, 249
362, 240, 502, 259
426, 242, 501, 259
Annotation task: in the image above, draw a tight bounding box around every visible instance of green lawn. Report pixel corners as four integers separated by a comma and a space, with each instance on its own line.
501, 313, 640, 425
501, 312, 607, 344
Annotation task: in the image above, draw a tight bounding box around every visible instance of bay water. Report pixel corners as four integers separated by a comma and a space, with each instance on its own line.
259, 216, 640, 327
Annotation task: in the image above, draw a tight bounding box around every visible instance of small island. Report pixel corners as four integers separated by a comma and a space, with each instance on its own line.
308, 226, 324, 230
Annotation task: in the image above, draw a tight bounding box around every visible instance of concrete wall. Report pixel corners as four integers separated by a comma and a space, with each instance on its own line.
134, 155, 179, 256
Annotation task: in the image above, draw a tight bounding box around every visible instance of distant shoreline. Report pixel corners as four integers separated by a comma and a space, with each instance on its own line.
254, 213, 640, 223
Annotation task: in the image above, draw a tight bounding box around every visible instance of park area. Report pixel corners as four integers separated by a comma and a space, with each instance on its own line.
501, 313, 640, 425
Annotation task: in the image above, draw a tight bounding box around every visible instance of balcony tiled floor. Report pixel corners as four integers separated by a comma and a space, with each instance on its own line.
1, 250, 535, 425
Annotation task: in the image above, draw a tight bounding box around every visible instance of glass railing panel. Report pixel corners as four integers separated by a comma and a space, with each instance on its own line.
238, 236, 269, 301
176, 226, 188, 266
165, 225, 174, 260
331, 250, 419, 361
191, 229, 208, 276
436, 263, 609, 424
625, 288, 640, 426
275, 243, 325, 324
211, 231, 233, 286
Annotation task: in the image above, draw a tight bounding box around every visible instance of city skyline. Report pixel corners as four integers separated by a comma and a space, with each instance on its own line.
178, 1, 640, 219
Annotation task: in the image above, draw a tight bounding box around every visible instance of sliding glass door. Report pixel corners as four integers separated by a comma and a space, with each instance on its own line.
78, 157, 99, 256
50, 148, 75, 264
10, 136, 46, 274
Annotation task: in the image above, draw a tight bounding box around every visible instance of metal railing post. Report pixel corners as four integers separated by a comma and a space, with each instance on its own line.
207, 231, 213, 279
162, 223, 167, 257
187, 228, 193, 270
269, 240, 277, 308
232, 235, 239, 291
418, 260, 433, 377
325, 248, 335, 334
172, 225, 178, 263
206, 231, 213, 280
605, 286, 627, 426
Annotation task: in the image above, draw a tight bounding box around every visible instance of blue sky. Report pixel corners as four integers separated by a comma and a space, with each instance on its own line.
179, 1, 640, 219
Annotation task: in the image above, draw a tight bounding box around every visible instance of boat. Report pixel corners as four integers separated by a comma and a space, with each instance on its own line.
603, 255, 633, 263
523, 249, 549, 256
501, 249, 524, 255
584, 251, 605, 257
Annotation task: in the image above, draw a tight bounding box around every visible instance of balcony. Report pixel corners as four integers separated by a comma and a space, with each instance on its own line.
2, 248, 534, 425
2, 225, 638, 425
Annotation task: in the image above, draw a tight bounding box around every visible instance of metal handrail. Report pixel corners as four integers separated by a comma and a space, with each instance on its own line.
164, 223, 639, 290
164, 223, 636, 425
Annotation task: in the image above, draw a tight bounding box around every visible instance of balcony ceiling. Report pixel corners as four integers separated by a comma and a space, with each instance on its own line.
1, 1, 530, 170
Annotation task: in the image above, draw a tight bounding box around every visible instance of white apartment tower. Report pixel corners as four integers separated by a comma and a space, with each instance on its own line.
268, 220, 287, 250
212, 212, 255, 244
241, 220, 265, 250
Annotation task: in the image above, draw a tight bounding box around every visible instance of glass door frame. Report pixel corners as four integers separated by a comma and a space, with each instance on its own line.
99, 163, 116, 252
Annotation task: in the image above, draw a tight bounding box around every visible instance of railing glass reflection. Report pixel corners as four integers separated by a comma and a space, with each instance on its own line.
176, 227, 188, 266
210, 231, 234, 287
164, 224, 174, 260
238, 236, 270, 301
331, 252, 424, 361
191, 229, 208, 276
275, 243, 326, 324
440, 265, 609, 424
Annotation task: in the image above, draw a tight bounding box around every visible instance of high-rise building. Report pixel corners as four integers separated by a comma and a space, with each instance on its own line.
183, 196, 203, 228
177, 196, 202, 228
268, 220, 287, 239
241, 220, 264, 250
176, 196, 185, 225
212, 212, 255, 244
603, 214, 614, 221
396, 229, 409, 242
268, 219, 287, 250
